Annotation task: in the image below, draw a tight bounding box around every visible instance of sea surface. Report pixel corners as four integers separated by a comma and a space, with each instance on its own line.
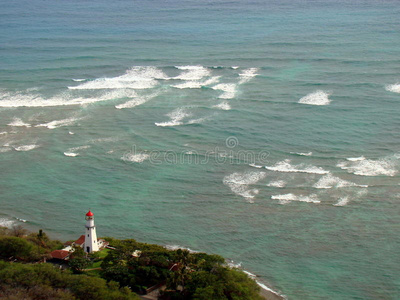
1, 0, 400, 299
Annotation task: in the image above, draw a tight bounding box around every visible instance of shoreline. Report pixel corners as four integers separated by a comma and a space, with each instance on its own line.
1, 216, 286, 299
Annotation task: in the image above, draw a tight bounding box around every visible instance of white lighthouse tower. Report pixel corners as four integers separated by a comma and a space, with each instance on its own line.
84, 210, 99, 253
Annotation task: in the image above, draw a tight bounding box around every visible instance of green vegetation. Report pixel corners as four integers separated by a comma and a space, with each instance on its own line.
0, 227, 263, 300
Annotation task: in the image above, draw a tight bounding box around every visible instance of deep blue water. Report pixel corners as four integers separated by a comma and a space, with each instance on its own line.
1, 1, 400, 299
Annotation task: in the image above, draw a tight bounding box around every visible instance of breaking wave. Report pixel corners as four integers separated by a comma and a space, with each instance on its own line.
69, 66, 168, 90
313, 174, 368, 189
212, 101, 231, 110
385, 83, 400, 93
7, 117, 31, 127
298, 90, 331, 106
271, 193, 320, 204
337, 156, 398, 176
265, 159, 329, 174
223, 171, 266, 202
212, 83, 237, 99
155, 107, 192, 127
36, 117, 81, 129
238, 67, 259, 84
14, 144, 39, 151
267, 180, 286, 188
121, 152, 149, 163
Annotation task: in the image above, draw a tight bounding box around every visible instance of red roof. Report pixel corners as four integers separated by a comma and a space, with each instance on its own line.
86, 210, 94, 217
75, 235, 85, 245
50, 250, 70, 260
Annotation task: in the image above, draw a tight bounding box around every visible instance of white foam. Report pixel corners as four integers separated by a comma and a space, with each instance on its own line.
265, 159, 329, 175
69, 131, 74, 135
346, 156, 365, 161
212, 83, 237, 99
313, 174, 368, 189
0, 131, 8, 135
172, 76, 220, 89
212, 101, 231, 110
256, 281, 286, 299
116, 92, 159, 109
271, 193, 320, 204
299, 90, 331, 106
165, 245, 198, 253
0, 218, 15, 228
69, 66, 168, 90
0, 89, 137, 107
333, 196, 350, 207
64, 145, 90, 157
231, 66, 239, 70
238, 68, 259, 84
223, 171, 267, 202
64, 152, 79, 157
0, 147, 11, 153
36, 117, 81, 129
14, 144, 39, 151
385, 83, 400, 93
115, 97, 147, 109
291, 151, 312, 156
267, 180, 286, 188
72, 78, 86, 82
337, 157, 398, 176
155, 107, 191, 127
7, 117, 31, 127
249, 163, 263, 169
121, 153, 149, 163
174, 66, 210, 81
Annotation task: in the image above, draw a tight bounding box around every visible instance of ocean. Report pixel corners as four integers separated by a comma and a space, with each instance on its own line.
1, 0, 399, 298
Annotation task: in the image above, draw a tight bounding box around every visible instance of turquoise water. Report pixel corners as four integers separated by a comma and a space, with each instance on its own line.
1, 0, 400, 298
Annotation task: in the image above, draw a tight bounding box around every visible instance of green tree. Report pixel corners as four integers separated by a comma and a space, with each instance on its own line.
0, 236, 34, 260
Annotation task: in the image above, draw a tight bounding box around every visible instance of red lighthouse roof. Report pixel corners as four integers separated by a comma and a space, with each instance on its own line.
86, 210, 94, 217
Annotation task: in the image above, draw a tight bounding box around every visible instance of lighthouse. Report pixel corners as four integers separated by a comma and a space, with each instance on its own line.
84, 210, 99, 253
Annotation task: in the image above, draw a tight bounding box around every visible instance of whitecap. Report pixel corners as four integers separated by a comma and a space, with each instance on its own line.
231, 66, 239, 70
155, 107, 191, 127
265, 159, 329, 174
337, 157, 397, 176
7, 117, 31, 127
333, 196, 350, 207
385, 83, 400, 93
212, 101, 231, 110
0, 131, 7, 135
271, 193, 320, 204
64, 152, 79, 157
69, 66, 168, 90
14, 144, 39, 151
115, 97, 148, 109
174, 66, 210, 81
36, 117, 81, 129
172, 76, 220, 89
291, 151, 312, 156
0, 147, 12, 153
121, 153, 149, 163
72, 78, 86, 82
0, 89, 137, 107
346, 156, 365, 161
69, 131, 75, 135
249, 163, 263, 169
313, 174, 368, 189
238, 68, 259, 84
267, 180, 286, 188
299, 90, 331, 106
212, 83, 237, 99
223, 171, 267, 202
